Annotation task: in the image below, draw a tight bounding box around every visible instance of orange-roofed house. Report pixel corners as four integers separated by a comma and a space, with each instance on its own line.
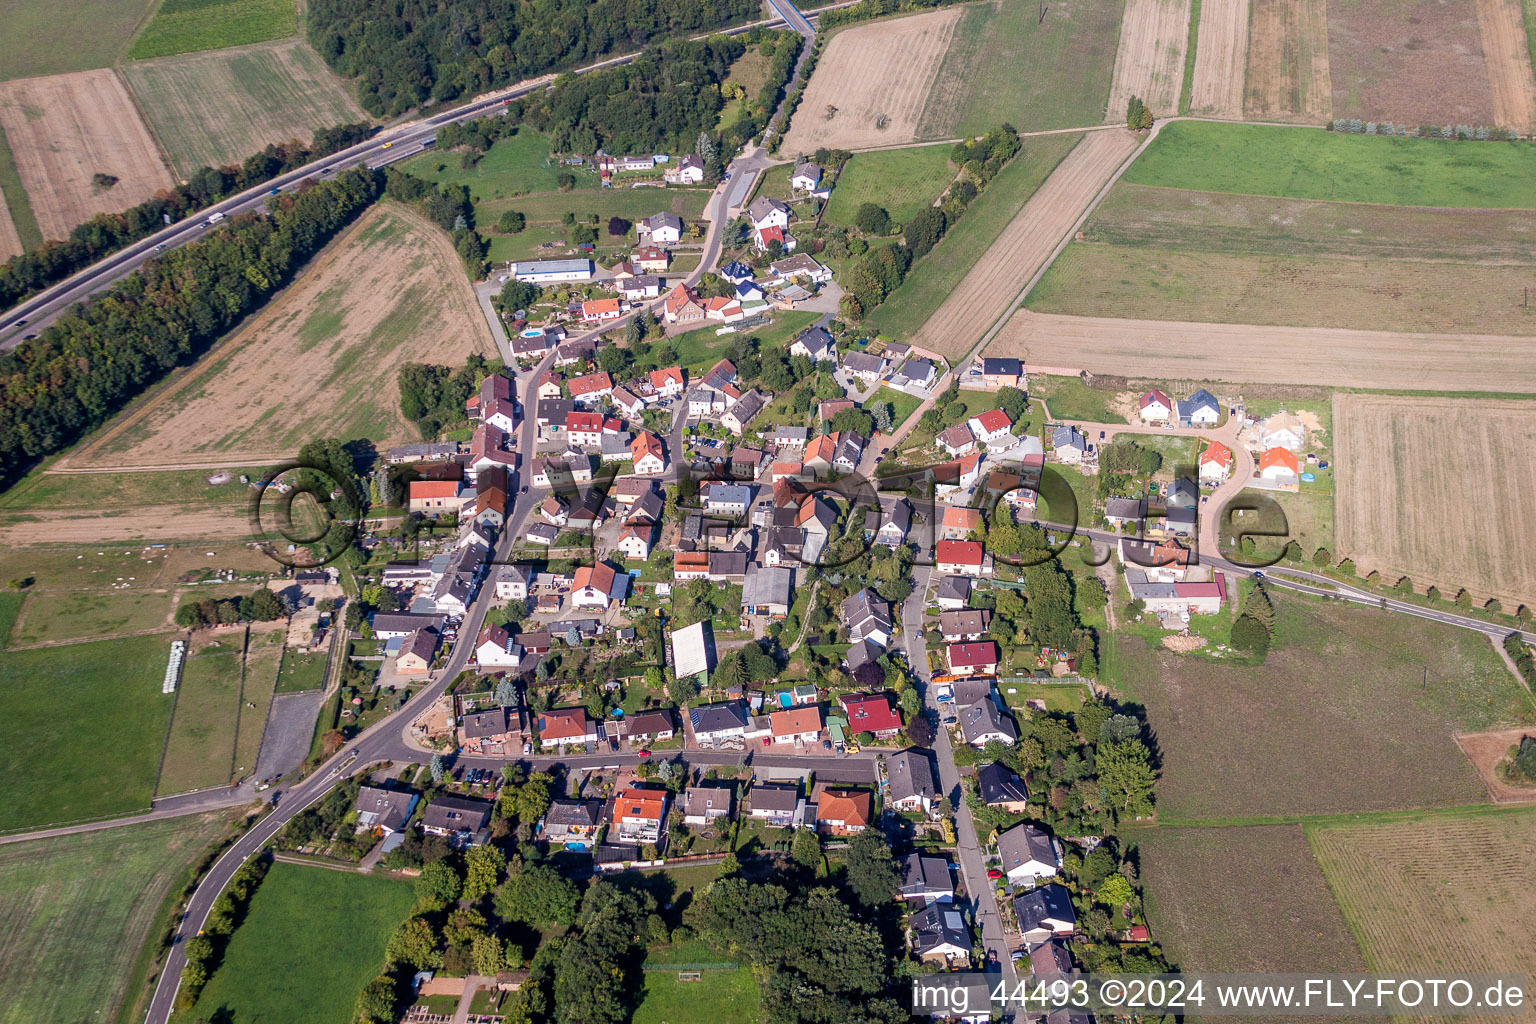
803, 432, 839, 478
649, 366, 686, 397
673, 551, 710, 581
1259, 446, 1299, 482
940, 506, 982, 541
538, 707, 597, 749
572, 561, 623, 610
770, 705, 823, 746
612, 786, 669, 843
1199, 441, 1234, 482
567, 372, 613, 402
815, 789, 871, 835
581, 298, 625, 322
408, 479, 466, 514
936, 539, 988, 576
663, 284, 706, 324
631, 431, 666, 475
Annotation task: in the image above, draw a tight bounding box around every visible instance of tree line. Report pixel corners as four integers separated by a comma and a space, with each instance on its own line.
307, 0, 762, 117
398, 355, 494, 439
173, 587, 288, 628
0, 122, 374, 312
818, 0, 969, 30
0, 169, 384, 491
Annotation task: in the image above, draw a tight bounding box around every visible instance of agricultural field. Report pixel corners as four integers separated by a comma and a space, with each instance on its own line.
902, 128, 1138, 360
1309, 808, 1536, 1002
1243, 0, 1331, 121
1333, 394, 1536, 607
0, 812, 235, 1024
0, 633, 177, 830
1475, 0, 1536, 134
1138, 825, 1368, 974
993, 308, 1536, 393
822, 144, 956, 227
1326, 0, 1495, 128
781, 7, 964, 152
190, 862, 415, 1024
127, 0, 297, 60
1113, 591, 1534, 822
1121, 121, 1536, 207
0, 124, 41, 255
0, 186, 23, 259
1104, 0, 1191, 119
6, 586, 173, 645
123, 39, 368, 177
68, 202, 495, 468
156, 635, 245, 794
0, 70, 175, 242
1187, 0, 1248, 118
0, 0, 157, 80
916, 0, 1126, 136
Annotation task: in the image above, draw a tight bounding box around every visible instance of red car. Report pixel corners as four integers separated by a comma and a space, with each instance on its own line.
987, 869, 1003, 880
637, 749, 651, 758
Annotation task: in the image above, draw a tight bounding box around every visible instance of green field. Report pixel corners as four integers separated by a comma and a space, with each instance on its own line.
7, 587, 172, 645
873, 385, 923, 432
0, 592, 21, 650
916, 0, 1125, 136
401, 130, 597, 202
823, 145, 956, 227
1124, 122, 1536, 208
0, 0, 158, 79
478, 187, 711, 264
234, 628, 284, 775
191, 861, 415, 1024
123, 39, 368, 176
634, 965, 762, 1024
1030, 374, 1122, 423
275, 647, 329, 693
0, 125, 43, 253
0, 813, 234, 1024
867, 132, 1081, 339
157, 642, 244, 794
672, 311, 822, 376
0, 467, 257, 517
0, 634, 177, 830
128, 0, 297, 59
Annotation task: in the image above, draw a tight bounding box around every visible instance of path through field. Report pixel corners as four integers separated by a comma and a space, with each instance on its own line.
992, 308, 1536, 393
0, 187, 21, 260
1105, 0, 1192, 118
1188, 0, 1248, 117
0, 69, 174, 241
1475, 0, 1536, 134
908, 129, 1139, 360
1244, 0, 1331, 121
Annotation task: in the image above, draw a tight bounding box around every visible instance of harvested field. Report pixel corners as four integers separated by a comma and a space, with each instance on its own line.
993, 310, 1536, 392
917, 0, 1126, 136
1455, 727, 1536, 802
68, 202, 495, 468
1244, 0, 1331, 121
0, 188, 21, 260
123, 39, 368, 177
1309, 808, 1536, 1016
0, 505, 256, 549
0, 70, 174, 242
1476, 0, 1536, 133
1025, 243, 1536, 335
906, 128, 1139, 360
1106, 0, 1192, 119
1328, 0, 1496, 126
1334, 394, 1536, 607
1139, 826, 1367, 977
781, 8, 963, 153
1188, 0, 1249, 117
1112, 591, 1533, 821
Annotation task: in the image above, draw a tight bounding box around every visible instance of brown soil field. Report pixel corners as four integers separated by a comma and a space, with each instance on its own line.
780, 8, 963, 153
0, 188, 21, 260
1455, 728, 1536, 803
1083, 183, 1536, 263
1327, 0, 1495, 126
1105, 0, 1192, 118
0, 507, 255, 549
1333, 394, 1536, 607
1139, 825, 1369, 984
1309, 808, 1536, 1024
1475, 0, 1536, 133
994, 308, 1536, 392
0, 70, 174, 242
1244, 0, 1332, 121
1188, 0, 1250, 117
908, 128, 1139, 360
67, 201, 495, 468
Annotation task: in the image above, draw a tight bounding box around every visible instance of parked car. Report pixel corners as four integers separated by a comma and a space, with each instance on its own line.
523, 741, 533, 755
987, 868, 1003, 879
637, 748, 651, 758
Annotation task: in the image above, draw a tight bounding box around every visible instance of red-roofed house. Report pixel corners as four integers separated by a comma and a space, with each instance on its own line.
581, 298, 625, 322
538, 707, 597, 749
649, 366, 686, 397
815, 789, 871, 835
612, 787, 668, 843
631, 431, 666, 475
1259, 446, 1299, 480
936, 540, 988, 576
408, 479, 466, 514
565, 411, 605, 447
1199, 440, 1234, 481
770, 706, 823, 745
947, 641, 999, 675
1139, 389, 1173, 423
567, 372, 613, 402
939, 506, 982, 540
838, 692, 903, 739
572, 562, 624, 610
968, 408, 1014, 446
467, 425, 517, 481
663, 284, 706, 324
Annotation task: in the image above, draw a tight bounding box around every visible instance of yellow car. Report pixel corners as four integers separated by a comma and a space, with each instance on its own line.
382, 141, 393, 149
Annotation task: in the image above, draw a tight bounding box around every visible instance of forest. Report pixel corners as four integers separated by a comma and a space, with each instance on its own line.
0, 170, 383, 491
307, 0, 762, 116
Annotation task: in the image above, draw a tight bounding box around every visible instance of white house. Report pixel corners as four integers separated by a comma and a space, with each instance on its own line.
790, 325, 836, 362
508, 258, 593, 283
617, 521, 655, 560
704, 482, 753, 516
1138, 389, 1173, 423
1177, 389, 1220, 426
967, 408, 1013, 446
791, 161, 823, 192
746, 196, 791, 232
1261, 412, 1307, 451
1052, 424, 1087, 464
997, 823, 1061, 886
630, 432, 667, 475
1198, 441, 1234, 482
640, 212, 683, 245
493, 564, 532, 601
473, 624, 523, 667
571, 563, 625, 610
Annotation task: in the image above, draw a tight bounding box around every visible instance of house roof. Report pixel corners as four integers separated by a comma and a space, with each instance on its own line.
935, 540, 984, 566
613, 786, 668, 823
1031, 938, 1074, 977
422, 795, 492, 833
886, 749, 936, 803
582, 298, 620, 317
689, 699, 749, 734
750, 782, 799, 812
942, 506, 981, 532
976, 761, 1030, 805
410, 480, 461, 499
997, 822, 1057, 875
1260, 446, 1299, 474
681, 785, 733, 816
842, 351, 885, 375
631, 431, 664, 463
982, 357, 1023, 376
643, 211, 683, 231
939, 609, 991, 635
959, 700, 1017, 745
1199, 440, 1234, 468
746, 196, 790, 222
620, 708, 675, 736
672, 622, 718, 680
911, 902, 970, 954
741, 566, 793, 608
567, 372, 613, 396
1139, 388, 1171, 409
770, 705, 822, 738
538, 707, 590, 741
840, 588, 892, 634
1104, 496, 1147, 520
901, 853, 953, 894
815, 788, 871, 827
839, 692, 902, 735
650, 366, 685, 389
936, 576, 970, 602
794, 325, 835, 354
1013, 884, 1077, 932
573, 561, 618, 597
845, 638, 882, 674
545, 799, 601, 828
972, 408, 1012, 434
948, 640, 999, 669
400, 628, 439, 663
356, 785, 415, 829
461, 707, 512, 739
938, 423, 976, 450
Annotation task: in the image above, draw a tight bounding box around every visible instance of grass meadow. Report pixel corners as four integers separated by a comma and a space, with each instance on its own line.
8, 587, 172, 645
0, 125, 43, 252
0, 633, 176, 830
233, 627, 284, 775
275, 647, 329, 693
671, 311, 821, 377
190, 861, 415, 1024
156, 641, 244, 794
0, 813, 234, 1024
128, 0, 297, 59
823, 144, 956, 227
1124, 122, 1536, 207
0, 0, 157, 79
634, 966, 762, 1024
400, 129, 599, 202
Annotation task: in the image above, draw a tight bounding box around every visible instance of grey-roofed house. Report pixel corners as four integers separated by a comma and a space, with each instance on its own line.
886, 749, 937, 813
421, 795, 493, 846
840, 587, 892, 647
1176, 388, 1220, 426
1013, 884, 1077, 943
370, 612, 446, 639
1052, 425, 1087, 463
900, 853, 954, 905
689, 699, 748, 745
1104, 496, 1147, 525
789, 326, 836, 362
1031, 938, 1075, 978
959, 700, 1017, 748
704, 482, 754, 515
976, 761, 1030, 811
748, 782, 800, 825
741, 565, 793, 617
618, 708, 676, 743
997, 822, 1061, 886
911, 903, 971, 962
841, 351, 886, 381
939, 609, 991, 642
868, 498, 911, 547
542, 799, 603, 845
1166, 476, 1198, 510
708, 551, 750, 582
722, 389, 766, 436
844, 638, 882, 679
355, 786, 418, 834
935, 575, 971, 610
681, 785, 734, 825
1165, 505, 1197, 538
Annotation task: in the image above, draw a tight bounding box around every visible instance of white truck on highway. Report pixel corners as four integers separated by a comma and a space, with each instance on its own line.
204, 212, 225, 227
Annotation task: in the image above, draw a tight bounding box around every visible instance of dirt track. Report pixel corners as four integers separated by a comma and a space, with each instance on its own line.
780, 8, 962, 153
1243, 0, 1331, 121
0, 186, 21, 259
1188, 0, 1248, 118
0, 69, 174, 241
909, 129, 1139, 360
992, 308, 1536, 393
1475, 0, 1536, 134
1105, 0, 1192, 118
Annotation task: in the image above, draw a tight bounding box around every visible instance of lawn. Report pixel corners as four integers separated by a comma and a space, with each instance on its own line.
234, 628, 285, 777
671, 311, 821, 376
998, 681, 1088, 713
1123, 121, 1536, 208
157, 642, 244, 795
0, 124, 42, 252
1113, 590, 1535, 822
1220, 487, 1333, 564
823, 144, 956, 227
873, 386, 923, 433
867, 133, 1081, 340
0, 812, 234, 1024
191, 861, 415, 1024
0, 634, 176, 830
400, 129, 596, 203
633, 965, 762, 1024
128, 0, 298, 59
275, 647, 328, 693
0, 0, 157, 79
1031, 374, 1123, 423
478, 187, 711, 264
7, 587, 172, 645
